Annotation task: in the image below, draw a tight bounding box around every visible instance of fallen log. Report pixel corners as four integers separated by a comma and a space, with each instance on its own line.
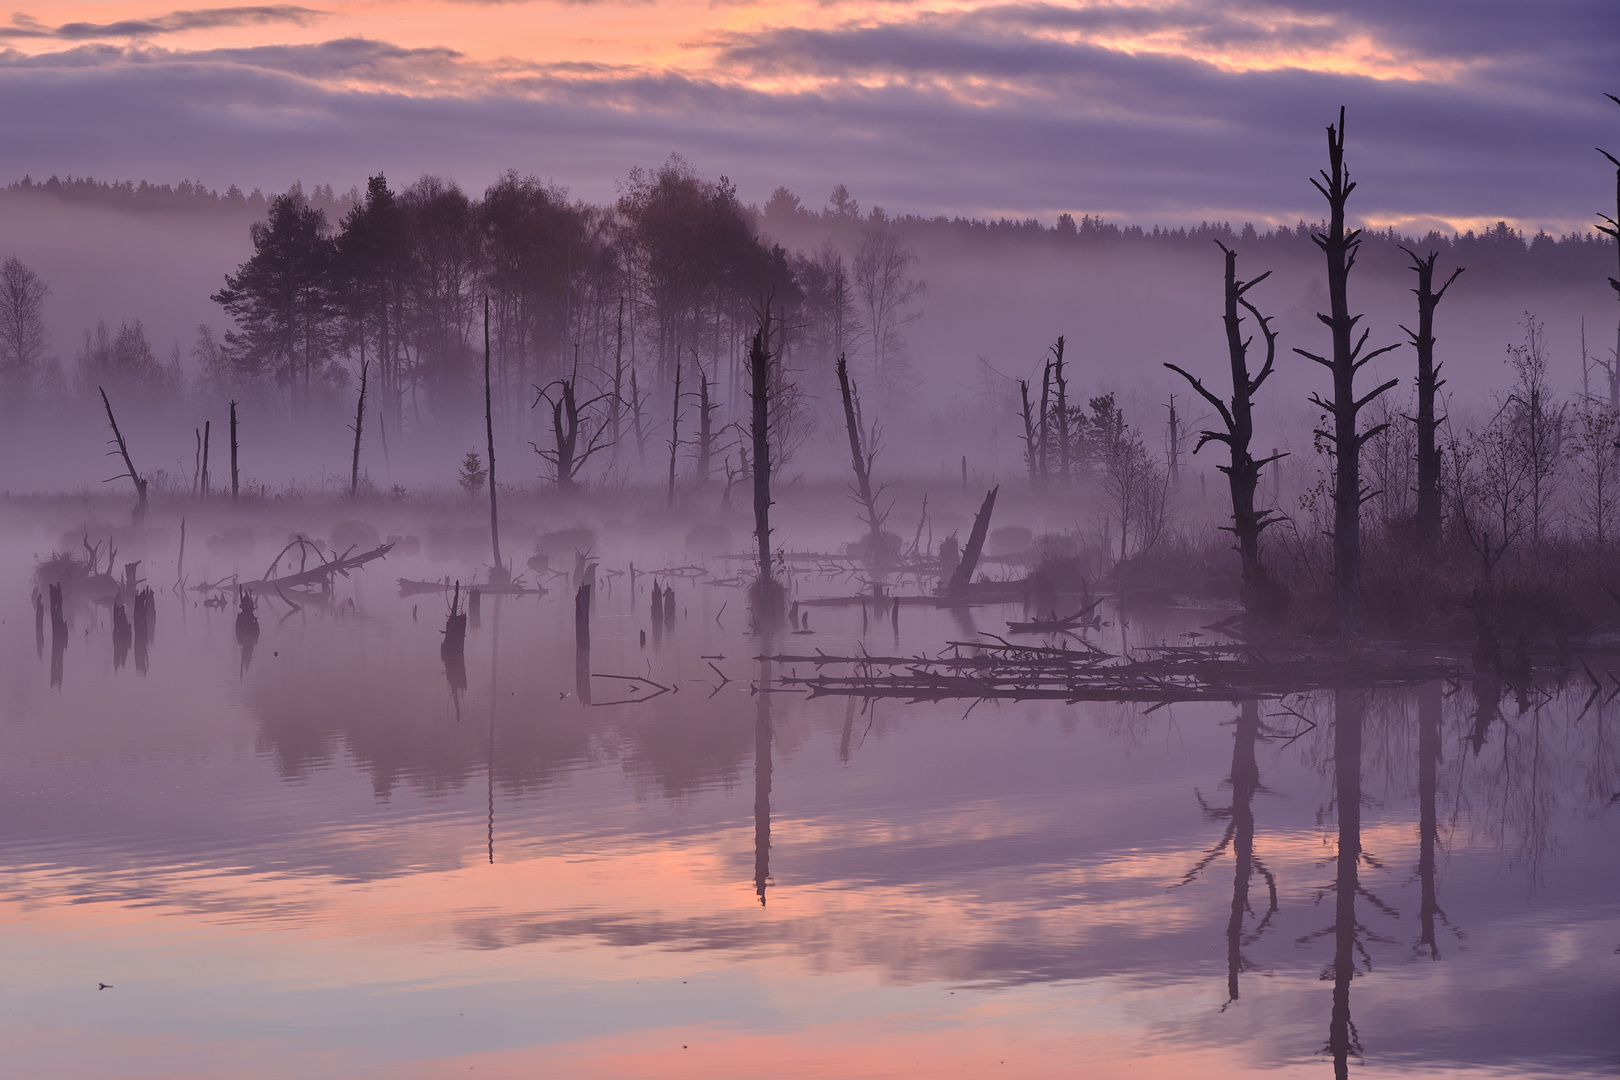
241, 542, 394, 591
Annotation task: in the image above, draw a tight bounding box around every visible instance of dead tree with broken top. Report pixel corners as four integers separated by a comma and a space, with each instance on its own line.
1166, 241, 1285, 612
946, 486, 998, 599
1292, 108, 1402, 635
99, 387, 148, 527
1398, 247, 1464, 550
836, 353, 890, 558
349, 358, 369, 498
747, 315, 783, 615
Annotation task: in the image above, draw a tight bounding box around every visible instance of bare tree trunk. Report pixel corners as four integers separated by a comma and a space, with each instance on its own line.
1037, 359, 1053, 484
349, 360, 368, 499
1400, 248, 1464, 550
748, 320, 780, 613
837, 354, 884, 548
611, 297, 625, 459
1166, 242, 1285, 612
201, 420, 211, 498
229, 400, 239, 502
1019, 379, 1038, 486
485, 298, 504, 581
667, 356, 682, 508
1051, 337, 1070, 483
947, 486, 998, 598
695, 364, 716, 487
99, 387, 147, 527
1294, 109, 1400, 635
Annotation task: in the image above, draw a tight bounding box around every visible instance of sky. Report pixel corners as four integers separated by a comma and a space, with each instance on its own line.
0, 2, 1615, 233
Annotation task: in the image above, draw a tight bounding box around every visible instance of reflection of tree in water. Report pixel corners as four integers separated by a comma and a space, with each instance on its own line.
246, 609, 758, 802
1298, 691, 1398, 1080
755, 654, 773, 906
1449, 674, 1613, 887
1414, 682, 1462, 960
1173, 699, 1279, 1007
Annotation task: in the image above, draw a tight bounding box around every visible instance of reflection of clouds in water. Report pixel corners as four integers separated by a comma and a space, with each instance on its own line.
0, 547, 1615, 1075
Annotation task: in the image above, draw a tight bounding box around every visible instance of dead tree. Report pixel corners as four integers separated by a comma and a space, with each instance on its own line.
946, 486, 998, 598
1019, 378, 1039, 485
483, 299, 505, 582
629, 370, 648, 469
1166, 241, 1286, 611
1292, 109, 1401, 634
667, 355, 683, 507
98, 387, 148, 527
1597, 95, 1620, 411
747, 318, 782, 613
200, 420, 211, 498
349, 359, 369, 499
1398, 247, 1464, 550
695, 360, 718, 487
1037, 358, 1053, 483
229, 400, 240, 501
1051, 337, 1071, 482
610, 297, 626, 457
836, 353, 889, 555
532, 376, 612, 491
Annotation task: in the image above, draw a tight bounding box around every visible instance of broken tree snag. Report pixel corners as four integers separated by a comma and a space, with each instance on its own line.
663, 585, 676, 628
1399, 246, 1464, 552
98, 387, 148, 527
695, 360, 717, 487
442, 582, 467, 657
575, 580, 592, 647
836, 353, 888, 556
350, 358, 369, 499
947, 486, 999, 598
136, 585, 154, 638
1165, 241, 1286, 613
201, 420, 211, 498
747, 318, 783, 615
112, 595, 132, 668
483, 297, 506, 585
1019, 378, 1039, 486
229, 400, 240, 501
1051, 337, 1070, 483
132, 586, 152, 674
235, 587, 259, 644
48, 583, 66, 641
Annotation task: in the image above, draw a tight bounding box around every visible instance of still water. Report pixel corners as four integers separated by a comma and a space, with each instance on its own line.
1, 527, 1615, 1078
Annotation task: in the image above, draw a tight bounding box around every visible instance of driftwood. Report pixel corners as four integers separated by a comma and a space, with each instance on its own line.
761, 639, 1460, 703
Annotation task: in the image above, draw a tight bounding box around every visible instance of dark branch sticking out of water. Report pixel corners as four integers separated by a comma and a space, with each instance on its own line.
759, 640, 1461, 702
